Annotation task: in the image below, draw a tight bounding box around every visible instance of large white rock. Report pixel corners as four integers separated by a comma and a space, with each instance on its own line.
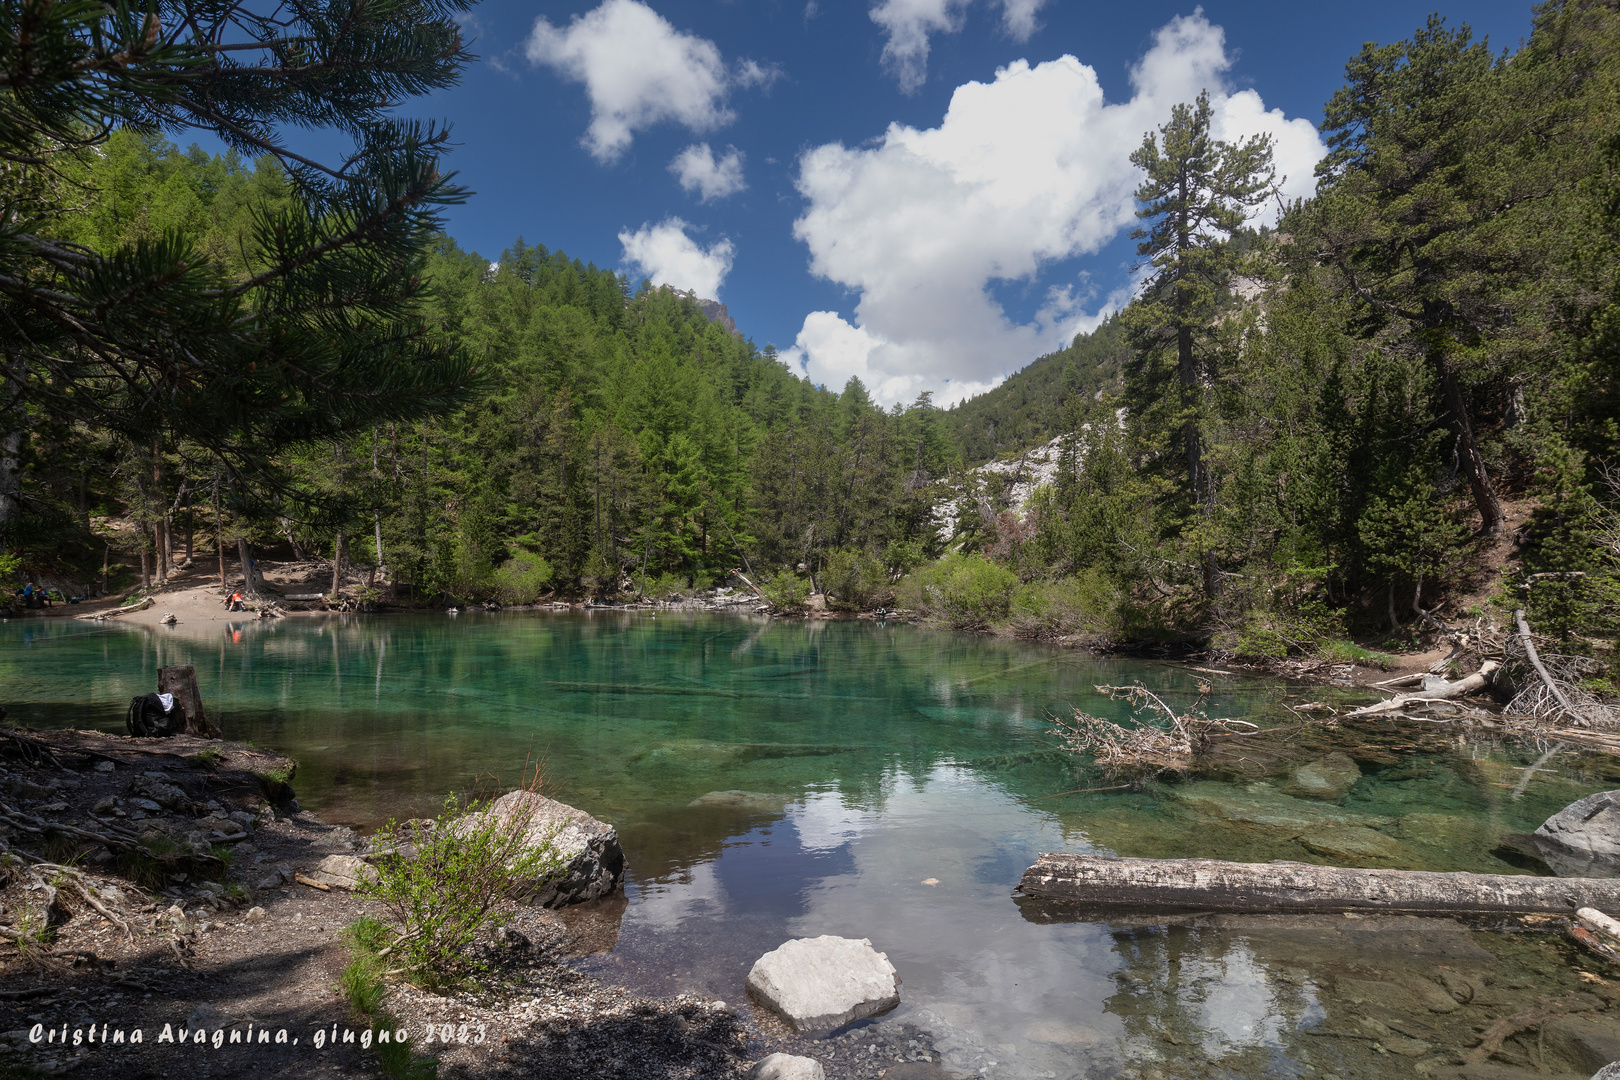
1536, 790, 1620, 877
460, 791, 625, 907
749, 1053, 825, 1079
746, 935, 901, 1033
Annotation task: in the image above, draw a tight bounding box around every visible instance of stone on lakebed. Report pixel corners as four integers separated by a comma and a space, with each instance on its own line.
746, 935, 901, 1034
1283, 752, 1362, 801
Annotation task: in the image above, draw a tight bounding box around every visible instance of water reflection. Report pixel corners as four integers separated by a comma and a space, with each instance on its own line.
5, 612, 1614, 1077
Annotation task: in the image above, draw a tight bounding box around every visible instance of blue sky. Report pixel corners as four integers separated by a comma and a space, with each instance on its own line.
411, 0, 1534, 405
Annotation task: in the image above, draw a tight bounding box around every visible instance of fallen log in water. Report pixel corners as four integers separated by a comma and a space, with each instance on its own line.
1016, 853, 1620, 915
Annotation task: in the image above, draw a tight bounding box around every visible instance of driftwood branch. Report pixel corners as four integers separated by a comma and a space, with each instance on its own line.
1342, 661, 1500, 718
1016, 853, 1620, 915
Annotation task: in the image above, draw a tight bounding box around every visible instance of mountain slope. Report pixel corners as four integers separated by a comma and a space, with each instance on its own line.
945, 315, 1127, 465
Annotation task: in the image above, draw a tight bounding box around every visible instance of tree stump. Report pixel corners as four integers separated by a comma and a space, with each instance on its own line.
157, 665, 221, 738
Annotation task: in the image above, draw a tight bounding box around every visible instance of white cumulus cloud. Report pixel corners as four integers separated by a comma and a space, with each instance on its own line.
670, 143, 748, 202
619, 218, 735, 298
528, 0, 765, 162
785, 11, 1325, 406
870, 0, 1049, 93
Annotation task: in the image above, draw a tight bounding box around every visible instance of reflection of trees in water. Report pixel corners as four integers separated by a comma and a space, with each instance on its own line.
1104, 924, 1321, 1075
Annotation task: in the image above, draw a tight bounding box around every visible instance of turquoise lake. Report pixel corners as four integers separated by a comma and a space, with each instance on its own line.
2, 611, 1612, 1078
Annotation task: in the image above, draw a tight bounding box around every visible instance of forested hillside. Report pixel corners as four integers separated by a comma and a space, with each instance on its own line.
945, 316, 1127, 464
4, 0, 1618, 682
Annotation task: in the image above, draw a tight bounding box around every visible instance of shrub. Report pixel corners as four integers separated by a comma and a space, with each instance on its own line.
898, 553, 1020, 629
821, 549, 894, 611
1320, 640, 1397, 669
633, 571, 688, 600
761, 572, 811, 613
491, 552, 553, 605
358, 792, 564, 986
1007, 572, 1121, 637
1218, 601, 1346, 661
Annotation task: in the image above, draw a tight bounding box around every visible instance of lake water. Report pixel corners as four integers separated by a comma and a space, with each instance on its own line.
3, 611, 1612, 1078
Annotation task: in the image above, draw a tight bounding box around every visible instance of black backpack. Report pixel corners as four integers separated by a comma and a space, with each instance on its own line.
127, 693, 181, 738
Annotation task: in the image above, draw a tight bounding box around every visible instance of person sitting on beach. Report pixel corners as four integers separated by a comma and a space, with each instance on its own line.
224, 591, 245, 612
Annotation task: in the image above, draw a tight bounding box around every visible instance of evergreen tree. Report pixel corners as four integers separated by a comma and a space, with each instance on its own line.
1123, 91, 1277, 596
0, 0, 480, 545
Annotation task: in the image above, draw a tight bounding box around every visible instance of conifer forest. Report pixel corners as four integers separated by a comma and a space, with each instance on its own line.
3, 0, 1618, 680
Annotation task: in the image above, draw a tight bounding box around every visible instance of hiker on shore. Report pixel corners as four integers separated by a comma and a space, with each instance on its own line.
224, 590, 245, 612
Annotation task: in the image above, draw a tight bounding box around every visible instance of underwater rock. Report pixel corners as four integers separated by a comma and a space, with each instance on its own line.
1299, 826, 1406, 861
1284, 752, 1362, 801
688, 790, 789, 812
746, 935, 901, 1033
1536, 790, 1620, 878
1544, 1013, 1620, 1075
1168, 781, 1392, 837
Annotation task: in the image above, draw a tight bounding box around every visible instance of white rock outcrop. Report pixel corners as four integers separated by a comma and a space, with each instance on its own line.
745, 936, 901, 1033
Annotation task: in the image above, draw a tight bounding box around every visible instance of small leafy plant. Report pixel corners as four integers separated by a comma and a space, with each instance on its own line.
358, 788, 564, 986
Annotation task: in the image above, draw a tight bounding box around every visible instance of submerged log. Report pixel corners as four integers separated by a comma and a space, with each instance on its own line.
1016, 853, 1620, 915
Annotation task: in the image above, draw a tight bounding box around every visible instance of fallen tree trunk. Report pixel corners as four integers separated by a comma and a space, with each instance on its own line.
1515, 607, 1579, 722
1016, 853, 1620, 915
1342, 660, 1500, 718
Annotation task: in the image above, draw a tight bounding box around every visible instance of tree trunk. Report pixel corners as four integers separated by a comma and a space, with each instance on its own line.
1017, 853, 1620, 915
152, 442, 168, 582
101, 543, 109, 596
373, 512, 384, 579
1515, 607, 1579, 721
1387, 582, 1399, 631
331, 529, 345, 595
214, 483, 226, 591
1437, 355, 1505, 535
157, 664, 221, 738
0, 422, 22, 549
140, 536, 150, 589
237, 537, 258, 598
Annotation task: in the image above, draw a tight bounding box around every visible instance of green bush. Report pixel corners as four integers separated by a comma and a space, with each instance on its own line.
358, 794, 564, 986
1008, 572, 1121, 637
633, 570, 688, 599
761, 572, 811, 613
1219, 601, 1346, 661
898, 553, 1020, 629
821, 548, 894, 611
491, 552, 553, 605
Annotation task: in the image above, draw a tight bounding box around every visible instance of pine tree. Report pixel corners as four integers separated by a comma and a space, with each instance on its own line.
0, 0, 481, 543
1123, 90, 1277, 596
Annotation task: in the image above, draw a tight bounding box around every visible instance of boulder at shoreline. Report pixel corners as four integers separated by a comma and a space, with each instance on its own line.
480, 790, 626, 907
1536, 790, 1620, 878
746, 935, 901, 1033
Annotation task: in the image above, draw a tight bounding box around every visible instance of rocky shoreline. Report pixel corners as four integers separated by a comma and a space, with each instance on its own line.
0, 725, 954, 1080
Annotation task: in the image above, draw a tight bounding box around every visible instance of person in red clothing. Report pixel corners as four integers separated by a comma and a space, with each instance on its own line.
224, 591, 244, 611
